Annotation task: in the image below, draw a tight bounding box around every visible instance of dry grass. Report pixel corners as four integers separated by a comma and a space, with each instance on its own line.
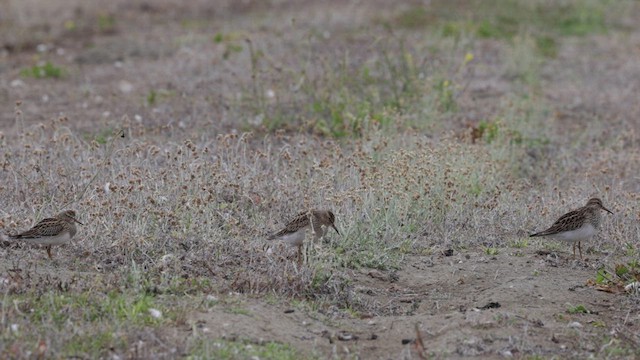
1, 0, 640, 358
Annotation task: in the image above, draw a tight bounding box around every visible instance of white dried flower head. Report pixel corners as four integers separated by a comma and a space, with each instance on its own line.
149, 309, 162, 319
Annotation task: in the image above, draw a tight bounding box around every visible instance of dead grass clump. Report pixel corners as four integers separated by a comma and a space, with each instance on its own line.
2, 108, 527, 318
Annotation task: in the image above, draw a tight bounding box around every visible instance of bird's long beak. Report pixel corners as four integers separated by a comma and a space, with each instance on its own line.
71, 217, 84, 225
332, 224, 340, 235
602, 205, 613, 215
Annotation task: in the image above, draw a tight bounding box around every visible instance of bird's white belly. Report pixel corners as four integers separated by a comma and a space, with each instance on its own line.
552, 224, 596, 243
277, 226, 327, 247
23, 233, 72, 245
278, 230, 306, 247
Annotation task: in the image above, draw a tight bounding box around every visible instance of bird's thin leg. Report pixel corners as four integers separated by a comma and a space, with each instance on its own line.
47, 246, 52, 259
297, 245, 302, 266
572, 243, 576, 258
308, 212, 315, 236
578, 242, 582, 260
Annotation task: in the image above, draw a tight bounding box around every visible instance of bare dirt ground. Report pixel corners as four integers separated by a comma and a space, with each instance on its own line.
2, 0, 640, 359
191, 250, 637, 359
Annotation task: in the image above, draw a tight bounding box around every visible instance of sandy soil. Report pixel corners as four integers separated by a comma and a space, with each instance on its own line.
189, 249, 635, 359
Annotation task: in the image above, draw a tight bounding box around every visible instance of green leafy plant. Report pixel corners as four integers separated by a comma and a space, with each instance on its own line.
20, 62, 64, 79
484, 247, 499, 256
567, 304, 590, 314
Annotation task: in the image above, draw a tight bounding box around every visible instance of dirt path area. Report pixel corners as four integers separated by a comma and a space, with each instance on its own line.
191, 249, 634, 358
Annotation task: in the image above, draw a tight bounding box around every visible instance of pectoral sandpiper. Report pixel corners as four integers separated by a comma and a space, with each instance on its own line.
267, 210, 340, 264
530, 198, 612, 259
9, 210, 83, 259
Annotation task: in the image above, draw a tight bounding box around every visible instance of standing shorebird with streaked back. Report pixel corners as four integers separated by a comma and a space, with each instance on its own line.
9, 210, 83, 259
530, 198, 612, 259
267, 210, 340, 264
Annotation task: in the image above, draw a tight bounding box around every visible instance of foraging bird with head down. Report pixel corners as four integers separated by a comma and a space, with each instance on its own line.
267, 210, 340, 264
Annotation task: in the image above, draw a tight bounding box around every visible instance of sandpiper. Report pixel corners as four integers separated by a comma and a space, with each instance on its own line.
530, 198, 612, 259
267, 210, 340, 264
9, 210, 83, 259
